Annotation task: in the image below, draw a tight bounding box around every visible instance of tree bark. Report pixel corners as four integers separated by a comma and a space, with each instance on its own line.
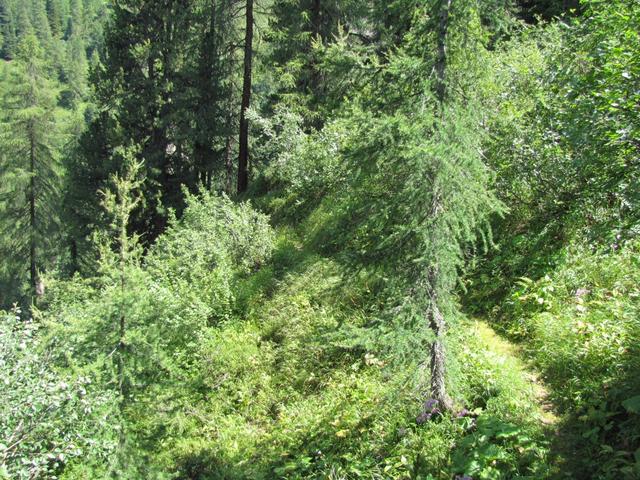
29, 122, 36, 306
435, 0, 451, 107
427, 265, 453, 411
225, 131, 235, 195
426, 0, 453, 412
237, 0, 253, 194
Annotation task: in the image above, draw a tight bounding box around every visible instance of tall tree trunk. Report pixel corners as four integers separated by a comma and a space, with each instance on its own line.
29, 123, 36, 305
427, 259, 453, 411
225, 132, 235, 195
435, 0, 451, 106
195, 0, 219, 189
70, 238, 78, 275
311, 0, 321, 37
427, 0, 453, 412
237, 0, 253, 194
309, 0, 321, 92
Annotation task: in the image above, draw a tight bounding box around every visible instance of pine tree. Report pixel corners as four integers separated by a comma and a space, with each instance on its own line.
64, 0, 84, 40
63, 31, 87, 100
192, 0, 240, 192
73, 0, 243, 247
266, 0, 371, 121
0, 33, 62, 306
0, 0, 17, 59
31, 0, 54, 52
14, 2, 33, 43
46, 0, 64, 37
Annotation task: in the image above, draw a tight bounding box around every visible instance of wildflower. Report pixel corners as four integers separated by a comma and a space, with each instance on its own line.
416, 412, 431, 424
424, 399, 438, 411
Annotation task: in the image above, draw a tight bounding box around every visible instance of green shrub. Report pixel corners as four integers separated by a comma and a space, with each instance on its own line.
495, 241, 640, 478
38, 191, 276, 477
0, 308, 116, 480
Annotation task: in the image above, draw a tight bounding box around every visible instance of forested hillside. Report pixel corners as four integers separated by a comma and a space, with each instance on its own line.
1, 0, 639, 479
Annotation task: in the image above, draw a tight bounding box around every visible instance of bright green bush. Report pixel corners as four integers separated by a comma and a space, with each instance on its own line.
36, 190, 276, 477
0, 308, 116, 480
250, 106, 350, 220
165, 191, 275, 275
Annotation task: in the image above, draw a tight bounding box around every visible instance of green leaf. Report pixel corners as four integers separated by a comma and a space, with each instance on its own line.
622, 395, 640, 414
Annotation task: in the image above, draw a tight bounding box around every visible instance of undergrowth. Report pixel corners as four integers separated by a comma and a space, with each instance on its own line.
149, 203, 552, 479
489, 241, 640, 479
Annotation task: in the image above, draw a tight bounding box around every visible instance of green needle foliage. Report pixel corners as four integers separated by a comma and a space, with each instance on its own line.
0, 34, 62, 306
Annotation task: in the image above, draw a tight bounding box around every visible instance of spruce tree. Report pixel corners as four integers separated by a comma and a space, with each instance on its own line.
0, 33, 62, 306
0, 0, 17, 59
192, 0, 240, 192
46, 0, 64, 37
266, 0, 372, 121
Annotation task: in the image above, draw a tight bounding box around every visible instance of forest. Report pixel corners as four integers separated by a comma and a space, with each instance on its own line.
0, 0, 638, 478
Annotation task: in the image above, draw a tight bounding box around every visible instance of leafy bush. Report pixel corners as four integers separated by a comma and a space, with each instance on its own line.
0, 308, 115, 480
163, 191, 275, 275
37, 190, 276, 477
250, 106, 349, 217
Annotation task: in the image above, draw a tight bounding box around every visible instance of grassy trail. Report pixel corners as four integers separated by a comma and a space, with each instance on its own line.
471, 320, 559, 427
469, 319, 570, 477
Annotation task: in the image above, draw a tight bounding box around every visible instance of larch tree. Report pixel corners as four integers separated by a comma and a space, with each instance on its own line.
339, 0, 507, 411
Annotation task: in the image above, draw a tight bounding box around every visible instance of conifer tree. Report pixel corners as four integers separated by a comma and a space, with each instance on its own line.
46, 0, 64, 37
31, 0, 54, 50
417, 0, 505, 410
97, 152, 144, 408
192, 0, 240, 192
72, 0, 244, 246
0, 1, 17, 59
0, 34, 62, 306
339, 0, 506, 411
266, 0, 372, 120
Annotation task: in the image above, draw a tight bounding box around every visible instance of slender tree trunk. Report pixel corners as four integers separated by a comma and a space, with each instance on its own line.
117, 217, 127, 402
237, 0, 253, 194
29, 123, 36, 305
310, 0, 321, 91
194, 0, 219, 190
311, 0, 321, 37
435, 0, 451, 106
70, 238, 78, 274
426, 0, 453, 412
427, 262, 453, 411
225, 132, 235, 195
